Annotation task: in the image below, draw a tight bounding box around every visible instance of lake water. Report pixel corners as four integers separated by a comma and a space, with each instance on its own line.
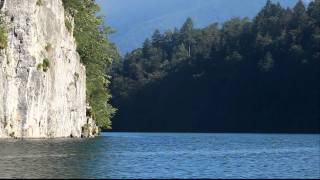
0, 133, 319, 178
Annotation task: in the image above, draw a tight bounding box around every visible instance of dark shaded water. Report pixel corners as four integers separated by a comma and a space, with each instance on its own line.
0, 133, 319, 178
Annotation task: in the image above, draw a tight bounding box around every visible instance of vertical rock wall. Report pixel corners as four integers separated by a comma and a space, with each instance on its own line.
0, 0, 89, 138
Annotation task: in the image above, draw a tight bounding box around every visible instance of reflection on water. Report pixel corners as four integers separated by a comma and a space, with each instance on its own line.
0, 133, 319, 178
0, 137, 110, 178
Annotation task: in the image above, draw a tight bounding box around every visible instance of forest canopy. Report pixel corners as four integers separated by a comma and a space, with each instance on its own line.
110, 0, 320, 132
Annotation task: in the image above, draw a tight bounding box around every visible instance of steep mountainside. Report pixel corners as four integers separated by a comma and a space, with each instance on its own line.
0, 0, 97, 138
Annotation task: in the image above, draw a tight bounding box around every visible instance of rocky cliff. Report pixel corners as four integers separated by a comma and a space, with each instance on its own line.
0, 0, 96, 138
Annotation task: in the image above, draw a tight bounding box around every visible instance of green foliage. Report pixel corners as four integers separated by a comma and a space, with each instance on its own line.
0, 14, 7, 49
36, 0, 43, 6
37, 58, 50, 72
172, 44, 189, 66
65, 18, 72, 33
180, 17, 194, 33
43, 58, 50, 71
225, 51, 243, 62
63, 0, 119, 128
37, 63, 43, 71
151, 29, 162, 47
110, 1, 320, 132
0, 29, 6, 49
258, 52, 274, 72
45, 43, 52, 52
180, 17, 195, 56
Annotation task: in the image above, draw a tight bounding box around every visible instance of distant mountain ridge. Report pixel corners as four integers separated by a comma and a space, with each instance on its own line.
97, 0, 310, 54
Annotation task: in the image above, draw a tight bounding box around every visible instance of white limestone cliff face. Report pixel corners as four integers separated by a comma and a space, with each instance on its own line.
0, 0, 94, 138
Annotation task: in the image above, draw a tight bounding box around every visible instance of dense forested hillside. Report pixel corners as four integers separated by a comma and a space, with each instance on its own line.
110, 0, 320, 132
97, 0, 305, 54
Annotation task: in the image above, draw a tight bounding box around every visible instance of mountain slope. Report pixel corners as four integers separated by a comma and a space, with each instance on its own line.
109, 0, 320, 133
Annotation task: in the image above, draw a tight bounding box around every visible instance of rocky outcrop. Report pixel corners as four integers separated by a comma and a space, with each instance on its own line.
0, 0, 94, 138
81, 105, 99, 138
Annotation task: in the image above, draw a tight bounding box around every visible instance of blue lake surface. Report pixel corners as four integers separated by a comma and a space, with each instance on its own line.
0, 133, 319, 178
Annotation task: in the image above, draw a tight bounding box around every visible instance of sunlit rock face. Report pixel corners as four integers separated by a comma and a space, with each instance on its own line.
0, 0, 89, 138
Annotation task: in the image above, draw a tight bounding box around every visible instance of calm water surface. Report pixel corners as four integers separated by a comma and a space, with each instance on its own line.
0, 133, 319, 178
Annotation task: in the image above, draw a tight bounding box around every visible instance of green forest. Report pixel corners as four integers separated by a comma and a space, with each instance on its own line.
61, 0, 319, 133
110, 0, 320, 132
